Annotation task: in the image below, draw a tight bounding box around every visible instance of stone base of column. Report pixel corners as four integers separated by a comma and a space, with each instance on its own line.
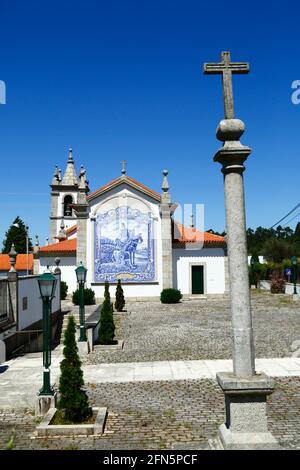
216, 372, 279, 450
293, 294, 299, 301
77, 340, 90, 356
35, 392, 57, 416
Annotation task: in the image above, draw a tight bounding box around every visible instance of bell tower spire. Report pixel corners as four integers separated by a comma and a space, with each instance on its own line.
50, 148, 83, 243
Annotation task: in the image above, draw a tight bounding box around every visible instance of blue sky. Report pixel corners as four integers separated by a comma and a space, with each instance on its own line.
0, 0, 299, 247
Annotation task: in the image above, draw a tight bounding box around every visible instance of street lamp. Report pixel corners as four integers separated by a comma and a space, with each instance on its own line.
37, 269, 57, 396
291, 256, 298, 295
75, 262, 88, 342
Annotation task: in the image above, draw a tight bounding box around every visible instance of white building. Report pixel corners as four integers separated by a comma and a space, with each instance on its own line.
35, 150, 228, 298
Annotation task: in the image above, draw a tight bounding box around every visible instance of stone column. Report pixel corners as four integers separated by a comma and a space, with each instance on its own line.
7, 245, 18, 324
76, 218, 88, 267
224, 250, 229, 293
50, 191, 59, 242
72, 171, 89, 268
213, 119, 278, 449
159, 170, 173, 290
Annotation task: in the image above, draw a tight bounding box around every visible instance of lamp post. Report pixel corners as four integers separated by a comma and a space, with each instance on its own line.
13, 222, 30, 275
291, 256, 298, 295
37, 269, 57, 396
75, 262, 87, 342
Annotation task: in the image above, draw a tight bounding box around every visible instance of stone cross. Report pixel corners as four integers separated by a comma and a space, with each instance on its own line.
204, 53, 277, 449
204, 51, 249, 119
120, 160, 127, 175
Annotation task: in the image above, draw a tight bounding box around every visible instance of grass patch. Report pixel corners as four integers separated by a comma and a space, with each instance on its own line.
163, 409, 176, 419
278, 297, 293, 304
6, 430, 16, 450
50, 409, 96, 425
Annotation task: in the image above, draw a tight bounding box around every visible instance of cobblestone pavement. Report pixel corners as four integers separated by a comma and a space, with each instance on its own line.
82, 293, 300, 365
1, 293, 299, 450
0, 377, 299, 450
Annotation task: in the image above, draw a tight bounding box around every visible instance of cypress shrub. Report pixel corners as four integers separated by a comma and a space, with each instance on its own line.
160, 288, 182, 304
99, 281, 115, 344
57, 315, 91, 422
115, 279, 125, 312
72, 287, 96, 305
60, 281, 68, 300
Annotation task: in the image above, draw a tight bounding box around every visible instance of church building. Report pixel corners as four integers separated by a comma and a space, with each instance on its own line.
35, 150, 228, 298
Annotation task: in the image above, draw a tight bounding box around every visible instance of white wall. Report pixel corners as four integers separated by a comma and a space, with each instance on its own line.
173, 247, 226, 294
86, 184, 163, 298
259, 280, 300, 295
17, 274, 60, 331
39, 257, 77, 294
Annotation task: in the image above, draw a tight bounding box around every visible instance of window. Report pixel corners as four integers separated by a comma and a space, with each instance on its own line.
22, 297, 28, 311
63, 195, 73, 217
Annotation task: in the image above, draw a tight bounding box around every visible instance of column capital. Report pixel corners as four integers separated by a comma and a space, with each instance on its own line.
214, 145, 251, 175
214, 119, 251, 175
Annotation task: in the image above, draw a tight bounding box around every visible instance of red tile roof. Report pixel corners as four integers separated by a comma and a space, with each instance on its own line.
173, 222, 226, 245
39, 238, 77, 253
0, 254, 34, 271
87, 175, 161, 201
38, 222, 224, 255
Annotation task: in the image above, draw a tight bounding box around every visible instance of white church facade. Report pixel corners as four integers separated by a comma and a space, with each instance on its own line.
35, 150, 228, 298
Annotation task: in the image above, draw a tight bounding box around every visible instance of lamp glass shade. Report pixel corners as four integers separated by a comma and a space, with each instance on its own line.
291, 256, 298, 266
38, 272, 57, 299
75, 263, 87, 283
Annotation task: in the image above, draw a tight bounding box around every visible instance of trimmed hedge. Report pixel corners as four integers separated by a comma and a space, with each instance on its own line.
160, 288, 182, 304
72, 288, 96, 305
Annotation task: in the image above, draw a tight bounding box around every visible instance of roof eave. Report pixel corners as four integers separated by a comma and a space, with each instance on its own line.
87, 177, 161, 203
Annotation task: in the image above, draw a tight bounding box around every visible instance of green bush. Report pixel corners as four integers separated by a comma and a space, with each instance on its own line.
99, 281, 115, 344
57, 315, 91, 422
270, 275, 286, 294
72, 288, 96, 305
115, 279, 125, 312
160, 288, 182, 304
60, 281, 68, 300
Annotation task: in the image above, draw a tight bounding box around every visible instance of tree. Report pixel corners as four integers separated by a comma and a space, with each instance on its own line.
57, 315, 91, 422
263, 238, 295, 263
115, 279, 125, 312
2, 216, 32, 254
294, 222, 300, 243
99, 281, 115, 344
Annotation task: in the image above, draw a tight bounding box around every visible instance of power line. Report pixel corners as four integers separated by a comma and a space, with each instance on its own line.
270, 203, 300, 229
282, 212, 300, 227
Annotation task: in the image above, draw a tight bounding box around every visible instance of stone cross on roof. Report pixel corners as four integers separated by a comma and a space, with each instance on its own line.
204, 51, 249, 119
121, 160, 127, 175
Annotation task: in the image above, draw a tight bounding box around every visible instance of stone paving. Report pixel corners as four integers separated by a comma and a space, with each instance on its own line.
0, 292, 300, 450
83, 292, 300, 364
0, 377, 300, 450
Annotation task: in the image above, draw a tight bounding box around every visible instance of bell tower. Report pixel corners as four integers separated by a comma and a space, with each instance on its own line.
50, 148, 81, 243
